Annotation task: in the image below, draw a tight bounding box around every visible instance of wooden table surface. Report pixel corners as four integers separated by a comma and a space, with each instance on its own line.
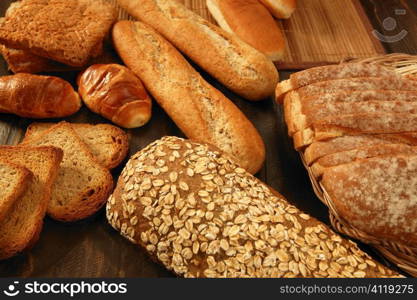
0, 0, 417, 278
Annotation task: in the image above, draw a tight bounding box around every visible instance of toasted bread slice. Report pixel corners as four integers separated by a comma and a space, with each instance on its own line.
23, 122, 129, 169
293, 113, 417, 149
0, 146, 63, 260
0, 0, 116, 66
0, 161, 33, 223
311, 143, 417, 178
321, 153, 417, 247
275, 63, 397, 100
23, 122, 114, 222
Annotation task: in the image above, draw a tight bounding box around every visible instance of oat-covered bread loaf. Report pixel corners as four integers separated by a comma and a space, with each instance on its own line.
107, 136, 399, 278
0, 0, 117, 66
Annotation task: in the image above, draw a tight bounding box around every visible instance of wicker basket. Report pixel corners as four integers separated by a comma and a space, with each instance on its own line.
297, 54, 417, 277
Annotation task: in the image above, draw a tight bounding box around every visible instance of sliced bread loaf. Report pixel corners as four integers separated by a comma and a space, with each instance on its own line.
23, 122, 114, 222
0, 146, 63, 260
0, 161, 33, 223
23, 122, 129, 169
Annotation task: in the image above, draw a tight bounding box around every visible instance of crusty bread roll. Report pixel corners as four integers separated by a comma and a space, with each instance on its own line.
107, 136, 400, 278
259, 0, 297, 19
117, 0, 278, 101
112, 21, 265, 174
206, 0, 285, 62
77, 64, 152, 129
207, 0, 285, 61
0, 73, 81, 118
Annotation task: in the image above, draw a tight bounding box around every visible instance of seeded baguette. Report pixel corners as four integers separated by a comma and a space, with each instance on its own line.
0, 161, 33, 223
0, 146, 63, 260
113, 21, 265, 174
23, 122, 129, 169
117, 0, 278, 101
107, 136, 399, 278
22, 122, 114, 222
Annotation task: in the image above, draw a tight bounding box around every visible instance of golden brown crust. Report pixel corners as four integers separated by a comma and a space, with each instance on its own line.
0, 45, 76, 74
259, 0, 296, 19
23, 122, 129, 170
0, 73, 81, 119
77, 64, 152, 129
0, 0, 117, 66
206, 0, 285, 62
117, 0, 278, 101
107, 136, 400, 278
112, 21, 265, 174
0, 146, 63, 260
22, 122, 114, 222
0, 161, 33, 223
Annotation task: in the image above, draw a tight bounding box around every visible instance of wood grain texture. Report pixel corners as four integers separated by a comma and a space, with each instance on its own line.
0, 0, 413, 277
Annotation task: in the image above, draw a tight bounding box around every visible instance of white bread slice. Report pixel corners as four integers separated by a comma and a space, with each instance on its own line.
0, 146, 63, 259
311, 143, 417, 178
22, 122, 114, 222
304, 134, 417, 165
293, 113, 417, 149
23, 122, 129, 169
321, 153, 417, 247
275, 63, 397, 100
0, 161, 33, 223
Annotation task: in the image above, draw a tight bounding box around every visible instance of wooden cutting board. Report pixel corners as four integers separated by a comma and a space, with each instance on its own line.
113, 0, 385, 69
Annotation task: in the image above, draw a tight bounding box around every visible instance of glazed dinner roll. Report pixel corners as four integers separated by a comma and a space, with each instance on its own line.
106, 136, 400, 278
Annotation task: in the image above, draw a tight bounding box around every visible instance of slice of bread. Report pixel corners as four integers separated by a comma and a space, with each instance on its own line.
0, 0, 116, 66
295, 77, 417, 99
0, 161, 33, 223
275, 63, 397, 100
293, 113, 417, 149
311, 143, 417, 178
23, 123, 129, 169
23, 122, 114, 222
0, 146, 63, 260
304, 134, 417, 165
